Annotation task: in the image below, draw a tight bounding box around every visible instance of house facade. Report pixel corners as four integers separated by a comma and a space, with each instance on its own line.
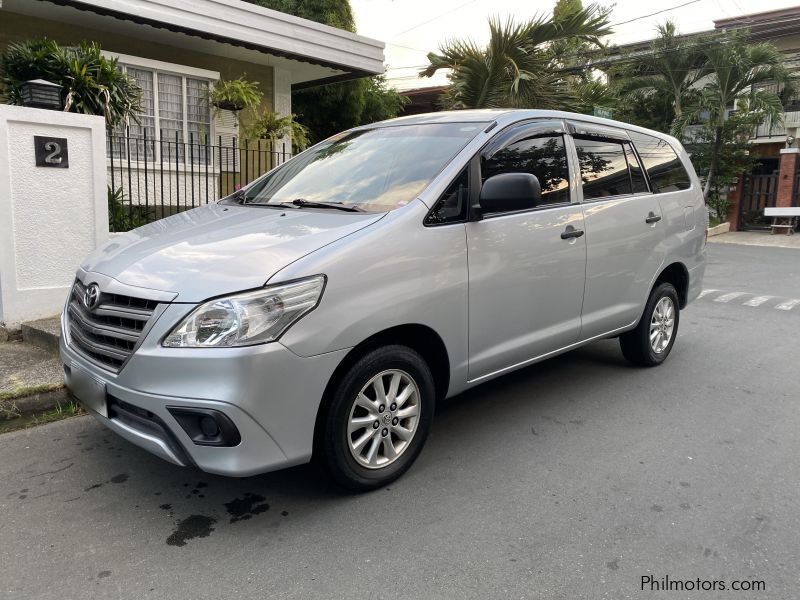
0, 0, 385, 225
604, 7, 800, 231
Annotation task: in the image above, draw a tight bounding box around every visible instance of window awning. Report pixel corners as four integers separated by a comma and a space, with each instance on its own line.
2, 0, 386, 88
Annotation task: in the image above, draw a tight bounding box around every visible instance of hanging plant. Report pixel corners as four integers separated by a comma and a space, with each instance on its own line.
206, 77, 262, 114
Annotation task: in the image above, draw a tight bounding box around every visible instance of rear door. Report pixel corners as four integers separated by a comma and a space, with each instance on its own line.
569, 122, 666, 340
466, 122, 586, 381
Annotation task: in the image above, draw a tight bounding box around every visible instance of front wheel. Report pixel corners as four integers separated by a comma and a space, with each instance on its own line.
318, 345, 435, 491
620, 282, 680, 367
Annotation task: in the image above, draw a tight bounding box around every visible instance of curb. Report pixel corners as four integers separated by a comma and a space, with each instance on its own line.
0, 387, 69, 420
20, 319, 61, 354
707, 222, 731, 237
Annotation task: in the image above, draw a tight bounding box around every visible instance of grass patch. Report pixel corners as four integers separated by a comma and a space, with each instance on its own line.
0, 382, 64, 402
0, 400, 85, 434
708, 216, 724, 228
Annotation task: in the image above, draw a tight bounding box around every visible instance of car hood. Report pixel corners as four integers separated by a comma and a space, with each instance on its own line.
82, 203, 384, 302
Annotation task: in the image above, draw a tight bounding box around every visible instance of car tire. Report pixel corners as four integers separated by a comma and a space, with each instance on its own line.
619, 282, 680, 367
318, 345, 435, 492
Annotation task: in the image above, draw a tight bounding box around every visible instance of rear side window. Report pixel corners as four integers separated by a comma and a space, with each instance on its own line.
628, 131, 691, 193
482, 135, 570, 205
574, 137, 632, 199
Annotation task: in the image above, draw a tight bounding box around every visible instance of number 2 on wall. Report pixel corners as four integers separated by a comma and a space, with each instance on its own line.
34, 136, 69, 168
44, 141, 62, 164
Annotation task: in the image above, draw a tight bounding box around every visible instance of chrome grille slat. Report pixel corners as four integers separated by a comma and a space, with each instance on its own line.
69, 325, 131, 361
66, 279, 159, 372
67, 302, 141, 342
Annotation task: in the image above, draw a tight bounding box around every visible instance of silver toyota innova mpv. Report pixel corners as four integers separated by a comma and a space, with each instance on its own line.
61, 110, 706, 490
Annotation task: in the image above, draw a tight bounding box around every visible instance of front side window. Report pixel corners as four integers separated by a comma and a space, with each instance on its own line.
574, 137, 633, 199
482, 135, 570, 205
628, 131, 691, 193
425, 168, 470, 225
242, 123, 485, 213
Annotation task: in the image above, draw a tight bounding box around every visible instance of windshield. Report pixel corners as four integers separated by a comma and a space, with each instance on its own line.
240, 122, 487, 212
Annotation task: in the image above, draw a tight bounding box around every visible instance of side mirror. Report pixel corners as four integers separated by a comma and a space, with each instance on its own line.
478, 173, 541, 214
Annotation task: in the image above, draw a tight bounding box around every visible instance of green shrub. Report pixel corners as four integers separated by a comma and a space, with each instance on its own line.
0, 38, 141, 127
108, 186, 151, 232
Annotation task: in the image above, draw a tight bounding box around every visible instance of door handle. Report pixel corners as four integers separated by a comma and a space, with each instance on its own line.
645, 213, 662, 224
560, 226, 584, 240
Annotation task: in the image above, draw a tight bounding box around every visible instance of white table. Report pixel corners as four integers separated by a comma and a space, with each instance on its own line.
764, 207, 800, 235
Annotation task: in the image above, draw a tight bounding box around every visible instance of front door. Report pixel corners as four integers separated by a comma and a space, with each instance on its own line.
467, 128, 586, 381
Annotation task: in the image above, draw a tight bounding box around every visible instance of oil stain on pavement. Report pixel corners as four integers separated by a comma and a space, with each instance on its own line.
166, 515, 217, 547
223, 492, 270, 523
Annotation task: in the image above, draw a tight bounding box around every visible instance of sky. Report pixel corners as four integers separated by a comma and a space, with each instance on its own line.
350, 0, 800, 90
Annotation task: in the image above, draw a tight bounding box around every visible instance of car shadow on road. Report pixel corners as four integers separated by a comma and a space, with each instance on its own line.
40, 338, 635, 548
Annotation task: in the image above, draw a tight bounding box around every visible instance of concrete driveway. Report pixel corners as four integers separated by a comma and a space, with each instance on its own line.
1, 242, 798, 599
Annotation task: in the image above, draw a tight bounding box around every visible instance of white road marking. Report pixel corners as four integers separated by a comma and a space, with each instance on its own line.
775, 299, 800, 311
715, 292, 746, 303
698, 289, 719, 299
743, 295, 773, 307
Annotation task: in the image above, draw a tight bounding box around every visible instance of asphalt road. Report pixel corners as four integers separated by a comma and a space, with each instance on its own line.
2, 242, 799, 600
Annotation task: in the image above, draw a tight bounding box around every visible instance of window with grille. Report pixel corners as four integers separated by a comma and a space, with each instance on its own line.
109, 64, 212, 164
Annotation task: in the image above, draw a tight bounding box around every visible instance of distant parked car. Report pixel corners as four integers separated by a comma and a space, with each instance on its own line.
61, 110, 706, 490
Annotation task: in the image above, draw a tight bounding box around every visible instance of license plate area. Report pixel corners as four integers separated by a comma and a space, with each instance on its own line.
65, 361, 108, 417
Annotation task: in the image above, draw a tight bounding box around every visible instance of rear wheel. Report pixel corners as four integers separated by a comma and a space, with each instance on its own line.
318, 345, 435, 491
620, 282, 680, 367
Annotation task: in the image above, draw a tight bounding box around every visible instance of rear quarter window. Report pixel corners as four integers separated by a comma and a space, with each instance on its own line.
628, 131, 691, 193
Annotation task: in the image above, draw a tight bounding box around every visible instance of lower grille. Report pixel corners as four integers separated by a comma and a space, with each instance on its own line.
66, 279, 159, 371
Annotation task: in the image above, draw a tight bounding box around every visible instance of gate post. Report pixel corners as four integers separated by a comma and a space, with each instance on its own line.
0, 105, 108, 328
776, 147, 799, 208
727, 174, 745, 232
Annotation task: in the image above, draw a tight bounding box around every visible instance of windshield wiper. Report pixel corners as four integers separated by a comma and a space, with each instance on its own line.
291, 199, 364, 212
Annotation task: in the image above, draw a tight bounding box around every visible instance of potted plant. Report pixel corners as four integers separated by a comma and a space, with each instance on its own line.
246, 110, 310, 152
207, 77, 262, 113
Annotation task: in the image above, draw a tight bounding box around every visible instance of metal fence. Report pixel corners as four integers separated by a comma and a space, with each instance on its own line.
107, 130, 291, 232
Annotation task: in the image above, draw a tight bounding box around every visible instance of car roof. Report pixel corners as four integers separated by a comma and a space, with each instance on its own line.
362, 109, 681, 146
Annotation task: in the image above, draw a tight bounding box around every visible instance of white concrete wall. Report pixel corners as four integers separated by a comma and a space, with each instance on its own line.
0, 105, 108, 327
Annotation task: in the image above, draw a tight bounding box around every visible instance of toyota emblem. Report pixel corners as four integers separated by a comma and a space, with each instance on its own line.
83, 283, 100, 310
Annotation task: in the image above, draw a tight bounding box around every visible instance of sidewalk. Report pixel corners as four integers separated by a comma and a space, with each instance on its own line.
708, 231, 800, 249
0, 340, 66, 419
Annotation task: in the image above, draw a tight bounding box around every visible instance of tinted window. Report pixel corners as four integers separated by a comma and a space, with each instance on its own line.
624, 143, 649, 194
482, 135, 570, 205
242, 123, 486, 212
575, 137, 632, 199
628, 131, 691, 193
425, 168, 469, 225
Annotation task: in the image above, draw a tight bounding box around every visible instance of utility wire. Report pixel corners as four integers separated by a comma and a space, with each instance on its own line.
611, 0, 706, 27
391, 0, 481, 37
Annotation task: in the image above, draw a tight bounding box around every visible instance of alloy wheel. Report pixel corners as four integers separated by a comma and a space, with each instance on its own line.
649, 296, 675, 354
347, 369, 421, 469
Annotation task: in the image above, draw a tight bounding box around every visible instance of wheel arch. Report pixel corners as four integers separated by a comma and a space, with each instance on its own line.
655, 262, 689, 309
312, 324, 450, 451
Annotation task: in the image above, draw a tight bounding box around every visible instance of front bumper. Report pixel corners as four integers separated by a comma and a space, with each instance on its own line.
60, 301, 349, 477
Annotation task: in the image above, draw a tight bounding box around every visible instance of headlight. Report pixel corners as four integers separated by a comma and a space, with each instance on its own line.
162, 275, 325, 348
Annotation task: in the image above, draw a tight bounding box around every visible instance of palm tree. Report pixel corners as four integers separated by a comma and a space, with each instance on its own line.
675, 31, 794, 199
419, 3, 612, 111
615, 20, 706, 122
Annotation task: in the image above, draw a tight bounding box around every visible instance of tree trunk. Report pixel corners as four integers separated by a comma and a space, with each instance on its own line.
703, 124, 723, 201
